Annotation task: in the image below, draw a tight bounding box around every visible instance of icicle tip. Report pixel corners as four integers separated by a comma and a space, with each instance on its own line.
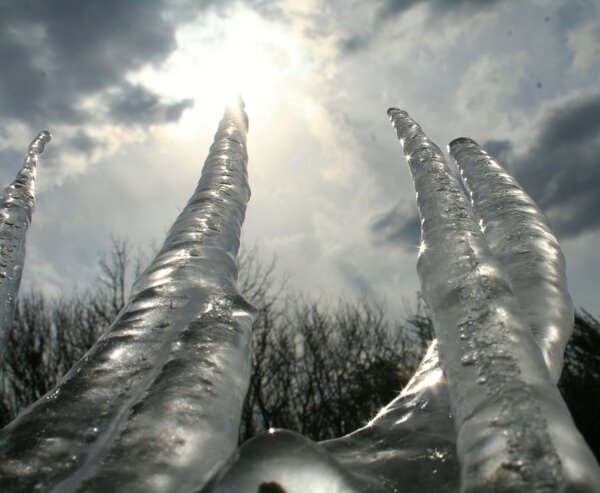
28, 131, 52, 155
448, 137, 476, 150
387, 107, 406, 117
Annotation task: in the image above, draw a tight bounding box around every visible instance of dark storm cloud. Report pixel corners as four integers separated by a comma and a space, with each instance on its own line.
108, 84, 194, 125
377, 0, 503, 20
500, 93, 600, 239
0, 0, 185, 127
371, 205, 420, 247
0, 0, 284, 132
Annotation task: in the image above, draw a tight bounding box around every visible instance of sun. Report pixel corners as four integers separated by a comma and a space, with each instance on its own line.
134, 7, 301, 136
206, 13, 281, 114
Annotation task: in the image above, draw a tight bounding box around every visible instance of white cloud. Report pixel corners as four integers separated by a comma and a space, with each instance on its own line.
567, 16, 600, 73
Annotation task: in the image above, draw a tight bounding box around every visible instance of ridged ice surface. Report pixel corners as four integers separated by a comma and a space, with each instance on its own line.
204, 342, 459, 493
388, 108, 600, 492
449, 138, 573, 383
196, 107, 600, 492
2, 108, 599, 493
0, 102, 256, 493
0, 131, 50, 360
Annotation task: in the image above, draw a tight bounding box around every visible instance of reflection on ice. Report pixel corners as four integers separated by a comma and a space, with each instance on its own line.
0, 131, 50, 361
388, 108, 600, 492
1, 106, 599, 492
0, 102, 255, 493
449, 137, 573, 383
205, 341, 459, 493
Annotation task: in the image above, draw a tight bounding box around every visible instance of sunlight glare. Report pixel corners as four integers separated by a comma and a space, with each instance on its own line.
138, 8, 302, 138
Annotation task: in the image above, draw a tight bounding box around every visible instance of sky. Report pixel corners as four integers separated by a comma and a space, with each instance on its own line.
0, 0, 599, 319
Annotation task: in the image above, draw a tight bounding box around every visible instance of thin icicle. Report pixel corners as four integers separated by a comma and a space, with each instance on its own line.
449, 137, 572, 382
387, 108, 600, 492
0, 131, 50, 360
0, 101, 255, 493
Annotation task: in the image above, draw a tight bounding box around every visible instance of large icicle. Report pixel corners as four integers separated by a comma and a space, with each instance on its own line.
449, 138, 572, 383
0, 101, 256, 493
0, 131, 50, 360
387, 108, 600, 492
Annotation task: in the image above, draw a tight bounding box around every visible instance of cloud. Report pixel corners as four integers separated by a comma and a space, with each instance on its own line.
377, 0, 503, 20
336, 258, 374, 297
337, 0, 505, 54
0, 0, 185, 127
336, 34, 371, 55
371, 205, 420, 247
0, 0, 294, 130
66, 131, 103, 155
485, 92, 600, 239
481, 139, 515, 168
107, 84, 194, 125
565, 4, 600, 73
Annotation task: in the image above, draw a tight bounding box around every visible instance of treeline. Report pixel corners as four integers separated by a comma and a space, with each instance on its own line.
0, 241, 598, 460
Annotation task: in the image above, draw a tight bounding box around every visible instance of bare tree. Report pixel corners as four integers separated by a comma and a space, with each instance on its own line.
0, 237, 142, 426
0, 292, 106, 424
239, 289, 423, 442
91, 235, 149, 325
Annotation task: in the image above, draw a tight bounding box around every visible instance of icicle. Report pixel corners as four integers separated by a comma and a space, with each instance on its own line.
387, 108, 600, 492
449, 137, 572, 383
0, 131, 50, 360
0, 101, 256, 493
3, 107, 599, 493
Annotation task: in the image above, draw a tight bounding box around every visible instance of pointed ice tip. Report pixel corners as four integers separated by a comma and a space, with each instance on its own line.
448, 137, 477, 149
29, 131, 52, 155
225, 95, 245, 111
223, 97, 249, 132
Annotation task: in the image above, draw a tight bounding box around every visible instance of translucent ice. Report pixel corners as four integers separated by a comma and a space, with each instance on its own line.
2, 106, 599, 493
205, 110, 600, 492
0, 101, 256, 493
0, 131, 50, 360
449, 137, 573, 383
204, 342, 459, 492
388, 108, 600, 492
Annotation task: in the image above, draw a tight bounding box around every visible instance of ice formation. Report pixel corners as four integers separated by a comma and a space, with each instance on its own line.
1, 105, 599, 493
449, 137, 573, 383
0, 101, 255, 492
204, 341, 459, 492
203, 110, 600, 492
0, 131, 50, 361
388, 108, 600, 492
